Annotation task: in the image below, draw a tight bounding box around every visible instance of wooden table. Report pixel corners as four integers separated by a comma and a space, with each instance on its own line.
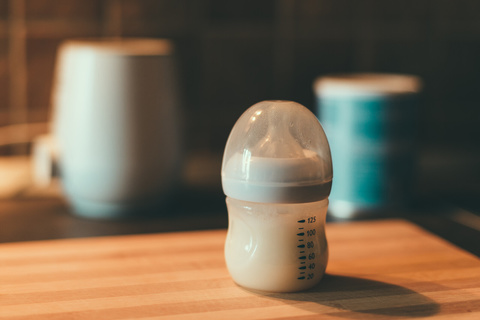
1, 219, 479, 319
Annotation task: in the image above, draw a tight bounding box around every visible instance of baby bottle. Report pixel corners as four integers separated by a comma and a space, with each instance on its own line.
221, 100, 333, 292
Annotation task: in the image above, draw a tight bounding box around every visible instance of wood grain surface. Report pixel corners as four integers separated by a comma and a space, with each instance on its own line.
0, 219, 479, 319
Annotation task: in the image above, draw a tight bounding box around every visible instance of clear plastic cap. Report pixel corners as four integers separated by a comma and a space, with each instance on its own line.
221, 100, 333, 203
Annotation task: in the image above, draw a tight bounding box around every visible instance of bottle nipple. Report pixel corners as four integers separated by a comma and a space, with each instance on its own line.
251, 101, 305, 158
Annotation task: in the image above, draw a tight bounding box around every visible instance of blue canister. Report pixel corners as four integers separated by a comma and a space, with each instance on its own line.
314, 74, 422, 219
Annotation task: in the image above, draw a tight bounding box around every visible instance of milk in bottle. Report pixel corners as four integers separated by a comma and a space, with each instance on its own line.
222, 100, 333, 292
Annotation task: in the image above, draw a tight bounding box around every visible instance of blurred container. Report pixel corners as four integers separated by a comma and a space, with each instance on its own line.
40, 38, 182, 219
314, 73, 422, 219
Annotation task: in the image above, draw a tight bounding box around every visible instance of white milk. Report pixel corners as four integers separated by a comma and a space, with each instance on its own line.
225, 198, 328, 292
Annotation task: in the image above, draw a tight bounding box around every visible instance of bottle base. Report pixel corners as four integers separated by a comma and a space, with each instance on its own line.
231, 269, 327, 293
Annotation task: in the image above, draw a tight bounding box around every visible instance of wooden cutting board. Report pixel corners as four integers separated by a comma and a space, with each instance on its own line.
0, 219, 479, 319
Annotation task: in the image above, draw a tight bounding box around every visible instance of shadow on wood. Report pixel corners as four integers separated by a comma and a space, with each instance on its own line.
251, 274, 440, 319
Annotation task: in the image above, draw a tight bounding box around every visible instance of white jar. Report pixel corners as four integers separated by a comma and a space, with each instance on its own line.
51, 39, 181, 219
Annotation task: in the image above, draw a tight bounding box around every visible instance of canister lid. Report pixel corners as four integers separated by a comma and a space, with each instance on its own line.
314, 73, 422, 97
60, 38, 173, 56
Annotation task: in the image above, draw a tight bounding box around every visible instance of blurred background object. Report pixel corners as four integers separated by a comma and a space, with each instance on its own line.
316, 73, 422, 219
0, 1, 479, 241
47, 38, 181, 219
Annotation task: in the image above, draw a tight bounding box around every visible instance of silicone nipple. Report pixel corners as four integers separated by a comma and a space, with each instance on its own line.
251, 102, 305, 158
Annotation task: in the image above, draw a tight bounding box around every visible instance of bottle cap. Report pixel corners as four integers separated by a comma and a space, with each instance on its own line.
221, 100, 332, 203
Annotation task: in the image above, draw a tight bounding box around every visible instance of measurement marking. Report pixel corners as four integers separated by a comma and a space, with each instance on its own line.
300, 262, 306, 264
298, 239, 304, 242
297, 244, 305, 248
300, 251, 305, 253
298, 276, 305, 280
298, 220, 305, 223
297, 232, 305, 236
298, 227, 304, 230
299, 266, 306, 270
299, 256, 306, 260
300, 272, 305, 274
